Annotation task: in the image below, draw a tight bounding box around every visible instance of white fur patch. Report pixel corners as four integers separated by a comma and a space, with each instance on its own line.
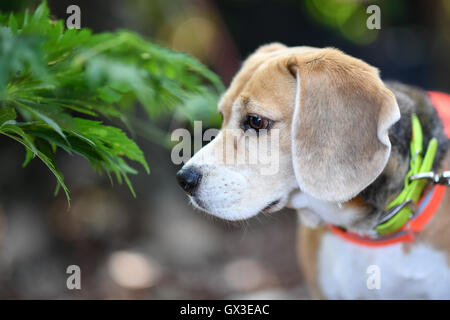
317, 232, 450, 299
290, 193, 369, 234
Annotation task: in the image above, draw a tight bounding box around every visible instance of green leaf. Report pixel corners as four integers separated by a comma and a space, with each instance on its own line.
14, 100, 68, 140
22, 146, 35, 167
0, 106, 17, 125
0, 123, 70, 204
74, 118, 150, 173
8, 14, 18, 33
0, 0, 223, 201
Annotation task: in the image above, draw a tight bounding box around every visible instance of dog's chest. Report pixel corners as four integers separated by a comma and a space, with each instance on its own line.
317, 232, 450, 299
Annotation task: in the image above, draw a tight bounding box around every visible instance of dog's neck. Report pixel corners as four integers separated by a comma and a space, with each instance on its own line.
360, 82, 448, 213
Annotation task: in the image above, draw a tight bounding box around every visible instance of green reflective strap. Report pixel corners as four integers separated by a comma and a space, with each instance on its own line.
375, 114, 438, 236
407, 115, 423, 185
409, 138, 437, 202
376, 206, 412, 235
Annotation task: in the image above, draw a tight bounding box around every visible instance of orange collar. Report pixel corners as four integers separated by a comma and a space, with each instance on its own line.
328, 91, 450, 247
429, 91, 450, 138
328, 185, 446, 247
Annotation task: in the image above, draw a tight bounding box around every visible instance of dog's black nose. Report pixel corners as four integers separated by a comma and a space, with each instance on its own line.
176, 167, 202, 195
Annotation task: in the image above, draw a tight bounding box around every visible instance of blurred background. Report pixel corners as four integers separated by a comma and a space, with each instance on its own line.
0, 0, 449, 299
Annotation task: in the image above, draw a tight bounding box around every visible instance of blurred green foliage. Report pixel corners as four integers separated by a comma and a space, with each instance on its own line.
0, 1, 224, 203
305, 0, 379, 45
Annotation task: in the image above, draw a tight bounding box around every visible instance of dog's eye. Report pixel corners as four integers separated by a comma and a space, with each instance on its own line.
243, 114, 271, 131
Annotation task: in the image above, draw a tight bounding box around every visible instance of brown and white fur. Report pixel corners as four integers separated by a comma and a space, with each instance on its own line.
177, 43, 450, 299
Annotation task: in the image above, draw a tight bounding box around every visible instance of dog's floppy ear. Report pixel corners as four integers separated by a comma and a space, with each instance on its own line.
287, 48, 400, 202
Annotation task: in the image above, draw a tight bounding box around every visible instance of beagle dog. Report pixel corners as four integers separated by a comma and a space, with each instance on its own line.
176, 43, 450, 299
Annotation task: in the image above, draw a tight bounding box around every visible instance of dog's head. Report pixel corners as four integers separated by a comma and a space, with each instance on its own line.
176, 43, 400, 221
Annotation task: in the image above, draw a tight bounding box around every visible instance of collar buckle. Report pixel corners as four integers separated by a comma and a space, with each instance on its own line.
410, 171, 450, 186
377, 200, 412, 225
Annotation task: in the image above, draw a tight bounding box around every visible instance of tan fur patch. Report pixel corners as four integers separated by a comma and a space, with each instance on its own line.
297, 224, 326, 299
219, 43, 288, 125
345, 196, 369, 209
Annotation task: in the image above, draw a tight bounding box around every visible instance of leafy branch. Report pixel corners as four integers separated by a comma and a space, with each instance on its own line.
0, 1, 224, 204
